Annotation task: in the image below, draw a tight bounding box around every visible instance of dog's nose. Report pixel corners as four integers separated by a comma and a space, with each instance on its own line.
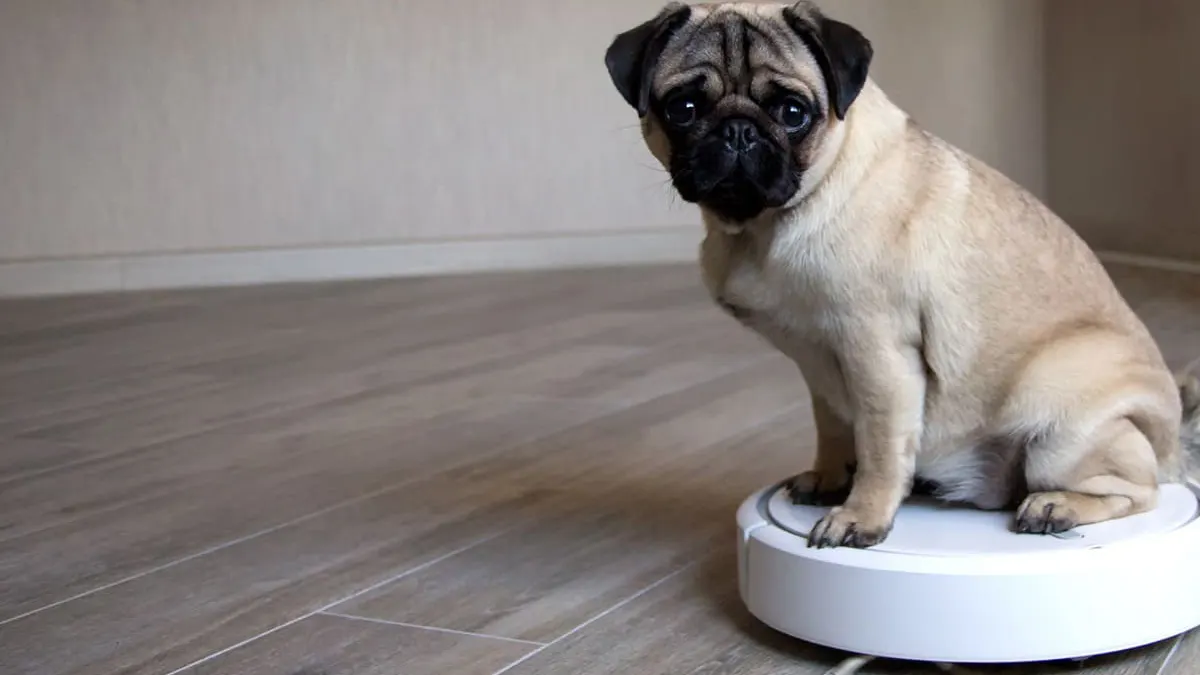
722, 118, 760, 152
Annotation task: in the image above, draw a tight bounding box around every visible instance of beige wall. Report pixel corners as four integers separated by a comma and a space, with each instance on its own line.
0, 0, 1044, 264
833, 0, 1046, 202
1046, 0, 1200, 262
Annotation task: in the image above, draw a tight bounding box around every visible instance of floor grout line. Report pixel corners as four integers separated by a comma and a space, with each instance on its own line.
0, 354, 769, 629
161, 528, 515, 675
319, 611, 547, 647
1154, 634, 1184, 675
487, 560, 700, 675
0, 476, 425, 628
0, 403, 624, 627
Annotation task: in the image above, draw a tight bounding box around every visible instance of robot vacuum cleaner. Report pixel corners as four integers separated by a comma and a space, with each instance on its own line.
737, 479, 1200, 665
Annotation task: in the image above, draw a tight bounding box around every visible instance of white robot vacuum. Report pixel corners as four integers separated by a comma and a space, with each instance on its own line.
737, 479, 1200, 666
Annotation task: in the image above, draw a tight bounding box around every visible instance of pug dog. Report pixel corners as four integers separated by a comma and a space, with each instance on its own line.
604, 1, 1200, 548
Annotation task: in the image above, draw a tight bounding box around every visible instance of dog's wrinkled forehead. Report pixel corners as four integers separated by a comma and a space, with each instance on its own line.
652, 4, 827, 107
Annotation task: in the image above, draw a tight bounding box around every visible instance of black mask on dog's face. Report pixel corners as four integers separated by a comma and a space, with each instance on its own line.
654, 81, 811, 222
605, 1, 873, 223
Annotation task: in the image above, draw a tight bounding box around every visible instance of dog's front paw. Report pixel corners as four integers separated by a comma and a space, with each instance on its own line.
786, 467, 852, 506
808, 506, 892, 549
1014, 492, 1079, 535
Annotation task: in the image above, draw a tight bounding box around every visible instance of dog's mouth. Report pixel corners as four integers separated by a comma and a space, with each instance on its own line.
700, 176, 776, 222
697, 167, 799, 222
672, 140, 799, 222
692, 153, 762, 189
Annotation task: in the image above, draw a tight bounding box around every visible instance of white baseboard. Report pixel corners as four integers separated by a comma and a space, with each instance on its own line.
2, 235, 1192, 299
1096, 250, 1200, 276
0, 229, 699, 297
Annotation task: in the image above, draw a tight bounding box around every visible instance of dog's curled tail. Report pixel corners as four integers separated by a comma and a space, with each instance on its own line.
1178, 363, 1200, 472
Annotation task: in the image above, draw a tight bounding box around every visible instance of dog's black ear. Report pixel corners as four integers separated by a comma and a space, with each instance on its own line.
604, 3, 691, 116
783, 3, 873, 120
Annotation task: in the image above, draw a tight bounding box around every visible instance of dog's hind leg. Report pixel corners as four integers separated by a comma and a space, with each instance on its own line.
998, 329, 1180, 535
1016, 416, 1160, 534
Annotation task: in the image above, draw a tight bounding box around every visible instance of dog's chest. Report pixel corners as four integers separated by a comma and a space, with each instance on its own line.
701, 227, 855, 415
701, 228, 836, 338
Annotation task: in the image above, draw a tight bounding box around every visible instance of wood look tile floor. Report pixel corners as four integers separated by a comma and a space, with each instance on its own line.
1, 263, 1198, 675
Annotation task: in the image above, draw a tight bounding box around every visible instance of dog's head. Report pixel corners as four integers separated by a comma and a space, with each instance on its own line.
605, 2, 873, 223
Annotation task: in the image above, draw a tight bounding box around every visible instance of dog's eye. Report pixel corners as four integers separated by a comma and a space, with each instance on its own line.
774, 97, 812, 132
663, 96, 698, 127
